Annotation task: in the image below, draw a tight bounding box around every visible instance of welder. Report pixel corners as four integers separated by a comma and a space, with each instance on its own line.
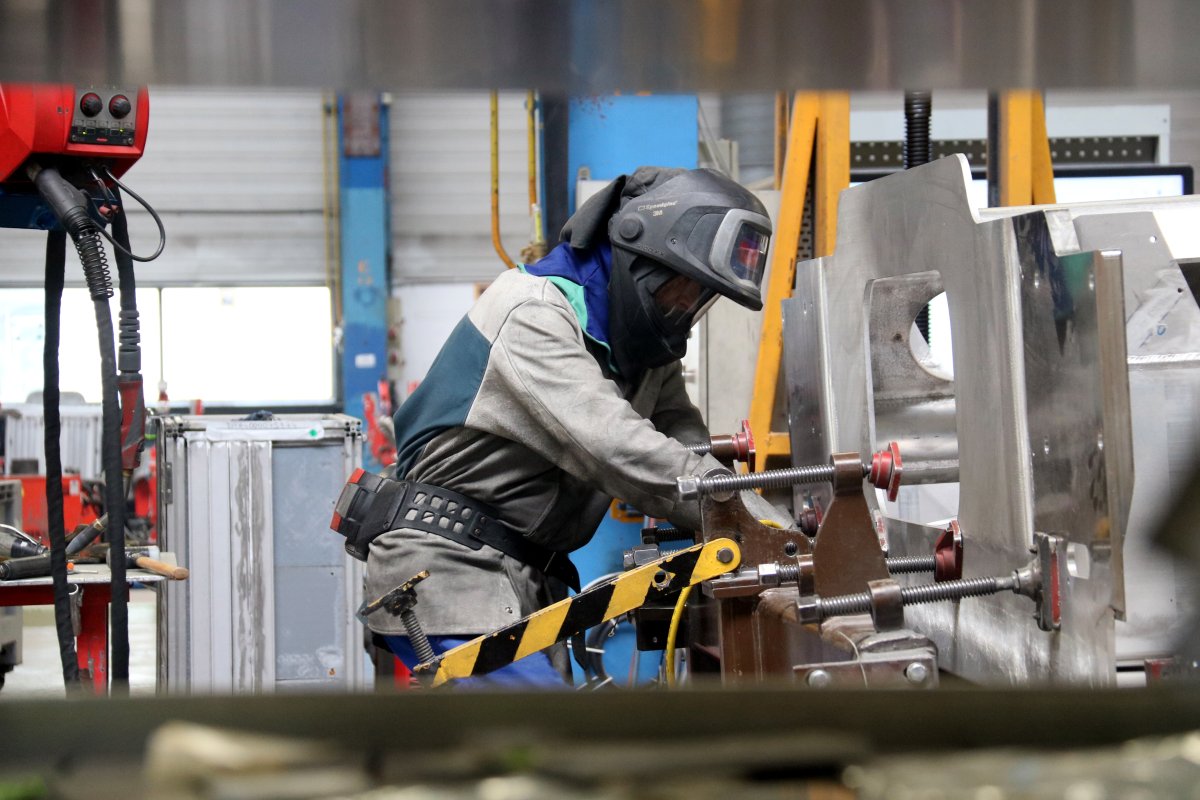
353, 167, 776, 685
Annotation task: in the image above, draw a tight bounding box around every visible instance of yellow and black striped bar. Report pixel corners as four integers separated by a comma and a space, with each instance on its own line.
415, 538, 741, 687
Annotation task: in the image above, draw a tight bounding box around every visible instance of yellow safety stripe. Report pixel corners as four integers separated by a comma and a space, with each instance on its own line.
418, 538, 741, 687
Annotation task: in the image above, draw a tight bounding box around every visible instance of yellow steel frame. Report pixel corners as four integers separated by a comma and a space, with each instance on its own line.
749, 92, 849, 467
998, 90, 1057, 207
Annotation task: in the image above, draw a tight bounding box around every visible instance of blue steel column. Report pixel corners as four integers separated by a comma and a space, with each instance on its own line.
565, 94, 699, 684
338, 94, 390, 470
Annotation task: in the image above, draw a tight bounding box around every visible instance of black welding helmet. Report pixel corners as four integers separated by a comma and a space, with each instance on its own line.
605, 168, 772, 377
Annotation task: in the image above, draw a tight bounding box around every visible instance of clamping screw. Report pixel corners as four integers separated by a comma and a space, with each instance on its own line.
675, 443, 903, 501
803, 574, 1020, 624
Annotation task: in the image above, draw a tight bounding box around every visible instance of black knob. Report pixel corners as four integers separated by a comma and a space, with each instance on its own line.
109, 94, 132, 119
80, 92, 103, 117
618, 218, 643, 241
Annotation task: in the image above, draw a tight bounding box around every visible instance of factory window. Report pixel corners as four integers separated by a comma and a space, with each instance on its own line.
0, 288, 163, 405
0, 286, 334, 407
159, 287, 334, 406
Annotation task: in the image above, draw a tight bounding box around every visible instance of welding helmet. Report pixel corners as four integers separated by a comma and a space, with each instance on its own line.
604, 168, 772, 377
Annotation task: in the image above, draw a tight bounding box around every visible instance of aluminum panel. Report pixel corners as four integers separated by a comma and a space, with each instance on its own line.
794, 156, 1133, 685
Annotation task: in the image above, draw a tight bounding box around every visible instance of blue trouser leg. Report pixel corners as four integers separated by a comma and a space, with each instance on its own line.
383, 634, 566, 688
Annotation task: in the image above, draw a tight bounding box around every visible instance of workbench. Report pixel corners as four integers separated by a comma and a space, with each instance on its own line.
0, 556, 176, 694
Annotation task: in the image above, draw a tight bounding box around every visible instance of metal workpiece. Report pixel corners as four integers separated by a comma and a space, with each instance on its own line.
864, 271, 959, 488
676, 443, 902, 501
978, 202, 1200, 662
792, 156, 1133, 685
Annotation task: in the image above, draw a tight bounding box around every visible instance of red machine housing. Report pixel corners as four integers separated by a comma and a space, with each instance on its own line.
0, 83, 149, 184
16, 475, 100, 548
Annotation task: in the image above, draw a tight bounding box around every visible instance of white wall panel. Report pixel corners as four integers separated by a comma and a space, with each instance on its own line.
0, 88, 329, 287
390, 93, 535, 284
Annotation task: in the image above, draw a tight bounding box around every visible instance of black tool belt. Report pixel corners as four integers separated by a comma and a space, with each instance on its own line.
330, 468, 580, 591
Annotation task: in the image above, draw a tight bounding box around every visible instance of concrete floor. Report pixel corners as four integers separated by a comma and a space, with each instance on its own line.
0, 588, 158, 698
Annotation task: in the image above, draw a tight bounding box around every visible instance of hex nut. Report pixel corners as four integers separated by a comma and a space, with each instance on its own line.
796, 596, 821, 624
757, 562, 780, 586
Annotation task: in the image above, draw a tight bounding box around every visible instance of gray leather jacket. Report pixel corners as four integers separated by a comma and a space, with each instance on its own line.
364, 269, 717, 636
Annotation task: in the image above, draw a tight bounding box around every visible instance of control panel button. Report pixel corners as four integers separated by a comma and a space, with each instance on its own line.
80, 92, 103, 117
108, 94, 132, 119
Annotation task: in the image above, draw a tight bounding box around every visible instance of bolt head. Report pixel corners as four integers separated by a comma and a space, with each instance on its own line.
806, 669, 833, 688
796, 596, 821, 624
904, 662, 930, 685
717, 547, 735, 564
757, 562, 780, 585
677, 475, 701, 501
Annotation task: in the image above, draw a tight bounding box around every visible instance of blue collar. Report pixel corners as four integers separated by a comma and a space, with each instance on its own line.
521, 241, 613, 346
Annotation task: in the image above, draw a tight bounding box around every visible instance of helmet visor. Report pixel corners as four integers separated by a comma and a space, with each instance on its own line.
729, 223, 770, 286
652, 274, 718, 328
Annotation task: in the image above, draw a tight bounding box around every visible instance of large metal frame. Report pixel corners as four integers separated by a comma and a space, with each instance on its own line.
156, 414, 368, 693
788, 156, 1135, 685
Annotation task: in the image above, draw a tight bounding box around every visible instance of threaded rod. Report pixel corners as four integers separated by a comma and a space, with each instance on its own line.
885, 555, 936, 574
694, 462, 866, 496
402, 609, 437, 665
814, 575, 1015, 621
684, 442, 712, 455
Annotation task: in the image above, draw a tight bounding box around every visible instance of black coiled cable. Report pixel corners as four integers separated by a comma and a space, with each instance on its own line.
74, 224, 114, 301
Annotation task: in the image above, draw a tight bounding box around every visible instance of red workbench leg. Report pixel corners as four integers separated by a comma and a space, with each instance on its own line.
76, 586, 109, 695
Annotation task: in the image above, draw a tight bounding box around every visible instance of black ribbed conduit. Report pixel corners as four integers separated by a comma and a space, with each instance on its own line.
42, 230, 81, 687
32, 164, 130, 691
107, 188, 140, 691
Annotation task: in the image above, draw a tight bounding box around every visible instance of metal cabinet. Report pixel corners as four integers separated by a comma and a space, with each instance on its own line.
156, 414, 369, 693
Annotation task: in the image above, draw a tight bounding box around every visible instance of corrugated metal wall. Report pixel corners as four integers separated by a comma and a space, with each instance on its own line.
0, 88, 329, 287
389, 93, 534, 286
